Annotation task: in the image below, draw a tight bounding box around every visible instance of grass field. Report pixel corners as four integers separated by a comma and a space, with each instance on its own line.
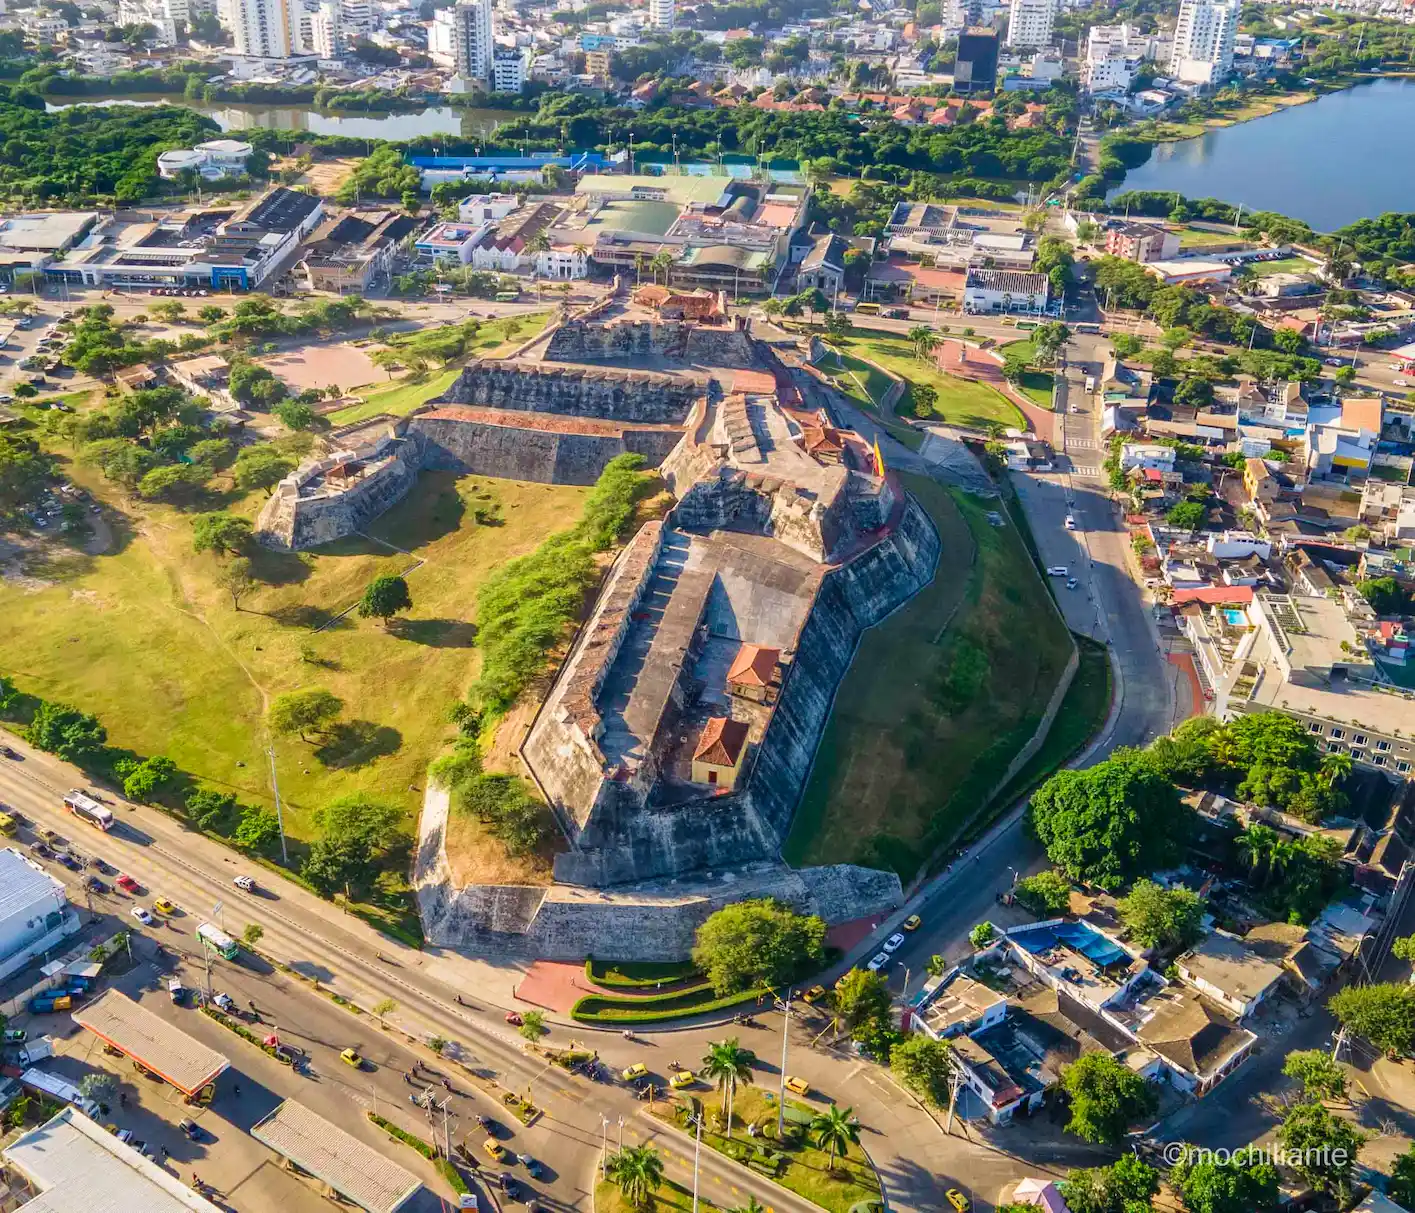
784, 477, 1073, 881
817, 349, 924, 451
836, 334, 1025, 431
326, 312, 552, 427
657, 1087, 880, 1213
999, 340, 1055, 409
1178, 225, 1245, 249
596, 1179, 724, 1213
1249, 256, 1318, 278
0, 463, 586, 852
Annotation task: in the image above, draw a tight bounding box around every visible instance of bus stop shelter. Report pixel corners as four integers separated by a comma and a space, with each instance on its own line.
252, 1100, 422, 1213
71, 989, 229, 1101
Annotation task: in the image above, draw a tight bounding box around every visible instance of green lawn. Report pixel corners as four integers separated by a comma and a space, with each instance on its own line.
999, 340, 1055, 409
836, 334, 1025, 432
1249, 256, 1318, 278
817, 350, 924, 451
991, 634, 1113, 811
784, 478, 1074, 882
657, 1087, 880, 1213
0, 463, 586, 851
1179, 225, 1246, 249
596, 1179, 724, 1213
326, 312, 552, 426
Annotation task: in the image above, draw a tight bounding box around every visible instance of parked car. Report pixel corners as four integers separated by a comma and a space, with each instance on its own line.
115, 873, 140, 893
865, 952, 889, 972
130, 905, 153, 925
883, 932, 906, 953
85, 875, 108, 893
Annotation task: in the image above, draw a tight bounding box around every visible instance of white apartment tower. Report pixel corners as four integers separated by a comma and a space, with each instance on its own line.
339, 0, 369, 40
1005, 0, 1054, 48
1169, 0, 1239, 85
231, 0, 295, 57
451, 0, 494, 84
1082, 22, 1151, 91
302, 0, 340, 57
649, 0, 673, 29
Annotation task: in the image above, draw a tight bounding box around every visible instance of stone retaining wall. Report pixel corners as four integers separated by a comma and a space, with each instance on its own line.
438, 361, 700, 425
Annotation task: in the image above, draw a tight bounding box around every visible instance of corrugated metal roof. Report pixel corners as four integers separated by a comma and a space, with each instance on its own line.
251, 1100, 421, 1213
71, 990, 229, 1094
0, 846, 65, 923
3, 1107, 224, 1213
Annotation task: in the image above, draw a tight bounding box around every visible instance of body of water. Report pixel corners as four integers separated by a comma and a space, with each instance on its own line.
1106, 76, 1415, 231
45, 95, 518, 140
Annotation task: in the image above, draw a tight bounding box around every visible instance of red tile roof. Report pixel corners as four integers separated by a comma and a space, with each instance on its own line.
1170, 586, 1255, 606
694, 716, 749, 767
726, 644, 779, 688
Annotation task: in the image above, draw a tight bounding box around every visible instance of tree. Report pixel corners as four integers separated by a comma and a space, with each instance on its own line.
889, 1035, 953, 1107
267, 688, 343, 742
606, 1145, 664, 1210
191, 512, 252, 557
519, 1010, 546, 1040
909, 382, 938, 417
1358, 576, 1407, 615
24, 701, 106, 763
969, 921, 996, 949
122, 755, 176, 803
233, 805, 279, 852
1033, 321, 1070, 365
1029, 750, 1190, 889
1168, 1148, 1279, 1213
701, 1038, 755, 1138
1278, 1098, 1365, 1202
1058, 1052, 1158, 1144
907, 324, 938, 362
1282, 1049, 1347, 1101
1390, 1142, 1415, 1210
78, 1072, 117, 1110
809, 1103, 860, 1173
1167, 499, 1207, 530
1235, 823, 1280, 882
1002, 351, 1030, 384
1116, 880, 1204, 951
1013, 870, 1071, 916
241, 922, 264, 947
1392, 934, 1415, 962
822, 309, 851, 340
1329, 983, 1415, 1057
1334, 364, 1356, 385
373, 997, 397, 1023
691, 899, 826, 996
274, 399, 318, 430
1111, 332, 1144, 358
315, 792, 403, 850
1060, 1155, 1159, 1213
233, 445, 296, 496
833, 968, 892, 1035
217, 557, 255, 610
357, 574, 413, 628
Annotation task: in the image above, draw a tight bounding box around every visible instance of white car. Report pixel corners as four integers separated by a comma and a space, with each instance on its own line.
233, 875, 255, 891
866, 952, 889, 972
1046, 566, 1069, 577
130, 905, 153, 925
1064, 515, 1077, 530
883, 932, 907, 953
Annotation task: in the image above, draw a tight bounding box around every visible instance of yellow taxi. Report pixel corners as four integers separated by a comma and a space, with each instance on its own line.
483, 1138, 508, 1162
621, 1062, 648, 1082
802, 984, 828, 1004
339, 1048, 363, 1069
669, 1070, 696, 1090
153, 897, 177, 915
946, 1189, 971, 1211
784, 1076, 811, 1096
903, 914, 922, 931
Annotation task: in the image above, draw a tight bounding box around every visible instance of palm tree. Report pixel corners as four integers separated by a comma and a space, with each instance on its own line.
926, 954, 948, 978
633, 251, 646, 285
701, 1038, 755, 1138
907, 324, 937, 363
650, 249, 675, 285
733, 1199, 767, 1213
1320, 751, 1354, 787
605, 1145, 664, 1210
1235, 823, 1278, 880
809, 1104, 860, 1173
1268, 839, 1297, 886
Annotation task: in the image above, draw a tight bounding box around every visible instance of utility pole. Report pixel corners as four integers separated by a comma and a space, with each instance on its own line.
266, 743, 288, 864
202, 945, 212, 1000
690, 1112, 704, 1213
600, 1115, 610, 1177
776, 989, 792, 1138
617, 1115, 624, 1153
944, 1065, 966, 1135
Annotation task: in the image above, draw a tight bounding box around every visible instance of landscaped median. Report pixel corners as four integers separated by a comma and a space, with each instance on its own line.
653, 1086, 882, 1213
571, 980, 765, 1025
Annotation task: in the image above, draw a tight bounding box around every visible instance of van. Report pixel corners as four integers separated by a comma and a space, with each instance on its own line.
1046, 566, 1068, 577
1084, 376, 1096, 393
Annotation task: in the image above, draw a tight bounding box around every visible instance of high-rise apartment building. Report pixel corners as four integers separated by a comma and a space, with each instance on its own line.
648, 0, 673, 29
954, 25, 999, 92
302, 0, 340, 57
451, 0, 493, 84
1005, 0, 1054, 48
339, 0, 370, 39
231, 0, 295, 57
1169, 0, 1239, 85
1081, 22, 1152, 91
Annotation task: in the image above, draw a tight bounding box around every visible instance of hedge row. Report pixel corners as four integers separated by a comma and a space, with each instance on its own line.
584, 958, 702, 989
571, 984, 765, 1024
436, 1158, 470, 1195
367, 1111, 436, 1159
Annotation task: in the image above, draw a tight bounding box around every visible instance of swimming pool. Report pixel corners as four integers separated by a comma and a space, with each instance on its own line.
1223, 609, 1247, 627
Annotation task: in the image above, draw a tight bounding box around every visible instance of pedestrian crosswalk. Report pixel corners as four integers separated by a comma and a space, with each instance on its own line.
1068, 438, 1098, 450
1070, 466, 1101, 478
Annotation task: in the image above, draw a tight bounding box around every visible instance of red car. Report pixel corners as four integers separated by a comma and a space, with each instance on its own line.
504, 1012, 523, 1026
116, 874, 140, 893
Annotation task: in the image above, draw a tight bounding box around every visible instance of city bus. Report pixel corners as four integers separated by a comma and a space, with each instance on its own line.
1074, 322, 1102, 334
196, 922, 239, 960
63, 789, 113, 832
853, 302, 880, 315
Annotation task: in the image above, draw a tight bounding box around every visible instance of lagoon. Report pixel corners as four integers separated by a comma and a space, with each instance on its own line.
1107, 76, 1415, 231
45, 95, 517, 141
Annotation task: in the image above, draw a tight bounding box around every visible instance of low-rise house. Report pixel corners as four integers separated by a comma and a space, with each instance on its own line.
1174, 931, 1284, 1019
726, 644, 780, 702
300, 209, 414, 292
1104, 221, 1179, 264
962, 268, 1049, 313
911, 967, 1008, 1040
1121, 443, 1176, 473
796, 232, 850, 298
691, 716, 749, 789
1132, 988, 1256, 1094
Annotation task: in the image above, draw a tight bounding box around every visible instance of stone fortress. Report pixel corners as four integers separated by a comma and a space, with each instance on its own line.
257, 314, 945, 959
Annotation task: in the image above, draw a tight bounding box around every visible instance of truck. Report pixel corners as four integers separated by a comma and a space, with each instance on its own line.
27, 993, 73, 1014
13, 1037, 54, 1066
20, 1067, 98, 1118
